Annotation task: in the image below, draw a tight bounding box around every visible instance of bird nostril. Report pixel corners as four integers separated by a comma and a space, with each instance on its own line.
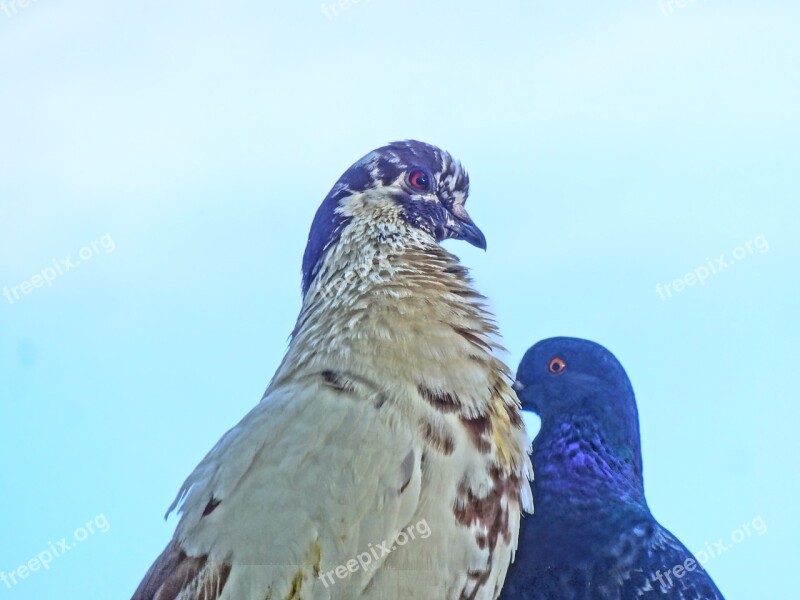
449, 203, 472, 223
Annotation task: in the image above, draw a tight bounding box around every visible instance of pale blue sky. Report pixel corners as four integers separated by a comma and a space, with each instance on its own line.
1, 1, 797, 598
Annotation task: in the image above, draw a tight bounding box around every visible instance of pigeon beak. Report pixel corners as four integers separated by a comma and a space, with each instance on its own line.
512, 380, 540, 413
448, 203, 487, 250
456, 219, 487, 251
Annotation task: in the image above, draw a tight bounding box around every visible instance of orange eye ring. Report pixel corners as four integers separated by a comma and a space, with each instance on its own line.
549, 357, 566, 374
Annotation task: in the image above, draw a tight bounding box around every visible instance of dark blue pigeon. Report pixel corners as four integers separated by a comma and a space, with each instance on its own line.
501, 337, 725, 600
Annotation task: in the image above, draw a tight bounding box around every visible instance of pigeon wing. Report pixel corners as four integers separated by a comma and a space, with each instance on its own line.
618, 522, 725, 600
132, 374, 422, 600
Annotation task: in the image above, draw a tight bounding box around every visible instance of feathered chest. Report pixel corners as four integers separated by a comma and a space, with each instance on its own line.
266, 227, 532, 597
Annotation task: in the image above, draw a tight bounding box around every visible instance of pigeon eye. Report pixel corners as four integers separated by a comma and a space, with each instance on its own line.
407, 170, 431, 192
548, 357, 566, 374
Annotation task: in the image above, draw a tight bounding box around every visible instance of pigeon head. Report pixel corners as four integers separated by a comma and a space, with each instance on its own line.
301, 140, 484, 295
514, 337, 642, 467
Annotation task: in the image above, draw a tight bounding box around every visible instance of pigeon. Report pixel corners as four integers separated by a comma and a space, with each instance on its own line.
500, 337, 724, 600
132, 140, 532, 600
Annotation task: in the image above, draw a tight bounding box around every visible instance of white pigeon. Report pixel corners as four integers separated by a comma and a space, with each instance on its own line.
132, 140, 533, 600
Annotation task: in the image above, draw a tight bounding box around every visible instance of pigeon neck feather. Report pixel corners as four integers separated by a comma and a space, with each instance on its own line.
271, 200, 509, 416
533, 418, 646, 516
